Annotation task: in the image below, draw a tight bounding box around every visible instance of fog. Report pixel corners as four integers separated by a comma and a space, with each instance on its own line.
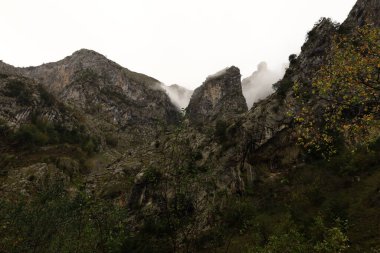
161, 62, 286, 110
242, 62, 286, 109
161, 84, 193, 110
205, 67, 229, 82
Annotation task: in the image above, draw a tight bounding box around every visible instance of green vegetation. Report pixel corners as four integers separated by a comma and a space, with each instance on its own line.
0, 182, 128, 253
196, 142, 380, 253
1, 115, 98, 154
8, 116, 98, 154
1, 11, 380, 253
105, 133, 119, 147
3, 79, 34, 105
2, 141, 378, 252
294, 23, 380, 157
306, 18, 339, 42
215, 119, 228, 142
74, 68, 99, 84
0, 73, 9, 79
37, 84, 56, 106
273, 75, 293, 99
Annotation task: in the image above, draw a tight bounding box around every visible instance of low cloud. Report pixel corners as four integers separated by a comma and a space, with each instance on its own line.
242, 62, 286, 109
161, 84, 193, 110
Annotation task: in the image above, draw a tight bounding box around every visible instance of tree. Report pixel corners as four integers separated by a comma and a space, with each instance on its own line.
294, 23, 380, 157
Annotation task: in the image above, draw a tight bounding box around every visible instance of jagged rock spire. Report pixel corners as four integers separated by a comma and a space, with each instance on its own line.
186, 66, 248, 124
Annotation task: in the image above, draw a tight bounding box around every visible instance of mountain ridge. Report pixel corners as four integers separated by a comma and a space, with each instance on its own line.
1, 0, 380, 251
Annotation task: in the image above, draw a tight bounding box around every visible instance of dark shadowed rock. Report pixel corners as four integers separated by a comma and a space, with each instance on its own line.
342, 0, 380, 28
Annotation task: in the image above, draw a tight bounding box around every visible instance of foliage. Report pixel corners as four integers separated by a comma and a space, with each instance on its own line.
3, 79, 33, 105
249, 222, 348, 253
37, 84, 56, 106
250, 229, 309, 253
0, 182, 129, 253
13, 123, 50, 146
215, 119, 228, 142
124, 123, 213, 252
6, 116, 99, 153
289, 54, 298, 65
294, 23, 380, 157
273, 76, 293, 99
0, 73, 9, 79
105, 133, 119, 147
74, 68, 99, 84
306, 18, 339, 42
0, 118, 10, 137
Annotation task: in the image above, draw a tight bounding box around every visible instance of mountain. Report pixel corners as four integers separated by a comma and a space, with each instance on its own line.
1, 0, 380, 252
342, 0, 380, 28
186, 66, 248, 125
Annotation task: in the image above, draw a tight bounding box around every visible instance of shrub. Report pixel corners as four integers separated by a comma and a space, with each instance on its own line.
3, 80, 33, 105
0, 182, 129, 253
37, 84, 56, 106
74, 68, 99, 84
13, 124, 49, 146
0, 119, 10, 137
105, 133, 118, 147
289, 54, 298, 65
273, 77, 293, 99
215, 120, 228, 142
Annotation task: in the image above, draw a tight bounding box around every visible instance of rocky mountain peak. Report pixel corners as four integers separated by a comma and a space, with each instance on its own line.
342, 0, 380, 28
186, 66, 248, 124
21, 49, 128, 95
71, 48, 103, 57
0, 49, 181, 129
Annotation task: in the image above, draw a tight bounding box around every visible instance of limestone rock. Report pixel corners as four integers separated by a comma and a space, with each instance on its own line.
186, 66, 248, 125
2, 49, 181, 128
342, 0, 380, 28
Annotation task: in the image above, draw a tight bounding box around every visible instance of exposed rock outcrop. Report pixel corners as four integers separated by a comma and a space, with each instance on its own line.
342, 0, 380, 28
1, 1, 380, 250
186, 66, 248, 125
0, 49, 181, 130
0, 74, 78, 128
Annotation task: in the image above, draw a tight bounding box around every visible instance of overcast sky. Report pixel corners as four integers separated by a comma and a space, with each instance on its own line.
1, 0, 357, 89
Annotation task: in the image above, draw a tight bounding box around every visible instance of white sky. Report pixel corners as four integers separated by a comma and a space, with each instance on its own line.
0, 0, 357, 89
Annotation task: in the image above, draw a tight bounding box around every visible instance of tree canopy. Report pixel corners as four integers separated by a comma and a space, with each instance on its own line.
294, 23, 380, 157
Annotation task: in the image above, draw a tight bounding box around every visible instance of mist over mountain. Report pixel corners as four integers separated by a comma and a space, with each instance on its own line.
1, 0, 380, 252
160, 84, 193, 110
242, 62, 286, 109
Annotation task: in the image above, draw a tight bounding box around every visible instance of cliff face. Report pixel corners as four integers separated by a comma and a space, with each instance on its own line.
1, 0, 380, 250
186, 66, 248, 124
342, 0, 380, 28
0, 49, 181, 130
0, 74, 77, 128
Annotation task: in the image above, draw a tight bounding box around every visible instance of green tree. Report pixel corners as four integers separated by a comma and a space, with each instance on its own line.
294, 23, 380, 157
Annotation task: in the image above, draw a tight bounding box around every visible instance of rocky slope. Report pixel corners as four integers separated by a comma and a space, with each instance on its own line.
342, 0, 380, 28
1, 0, 380, 251
1, 49, 180, 132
